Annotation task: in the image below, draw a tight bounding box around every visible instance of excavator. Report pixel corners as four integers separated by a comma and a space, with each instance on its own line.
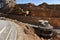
25, 20, 60, 40
38, 20, 60, 40
7, 5, 30, 16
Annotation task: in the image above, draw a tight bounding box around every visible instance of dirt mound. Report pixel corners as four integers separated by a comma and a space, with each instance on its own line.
13, 20, 60, 40
14, 21, 41, 40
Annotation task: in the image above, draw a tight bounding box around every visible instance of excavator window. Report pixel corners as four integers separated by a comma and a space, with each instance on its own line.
0, 3, 3, 9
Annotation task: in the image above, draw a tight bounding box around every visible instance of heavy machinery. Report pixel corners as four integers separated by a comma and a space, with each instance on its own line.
38, 20, 60, 39
7, 5, 30, 16
38, 20, 53, 39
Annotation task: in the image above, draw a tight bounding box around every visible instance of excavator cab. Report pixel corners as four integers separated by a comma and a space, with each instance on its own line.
38, 20, 53, 39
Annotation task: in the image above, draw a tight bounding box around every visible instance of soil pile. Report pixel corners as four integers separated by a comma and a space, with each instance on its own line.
14, 21, 41, 40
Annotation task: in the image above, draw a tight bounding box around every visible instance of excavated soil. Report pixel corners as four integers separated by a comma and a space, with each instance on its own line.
0, 17, 41, 40
0, 14, 60, 28
12, 19, 60, 40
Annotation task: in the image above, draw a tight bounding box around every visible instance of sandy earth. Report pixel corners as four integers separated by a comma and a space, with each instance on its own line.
13, 20, 60, 40
0, 17, 41, 40
13, 20, 41, 40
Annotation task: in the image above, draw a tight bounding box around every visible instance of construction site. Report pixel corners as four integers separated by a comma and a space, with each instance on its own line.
0, 0, 60, 40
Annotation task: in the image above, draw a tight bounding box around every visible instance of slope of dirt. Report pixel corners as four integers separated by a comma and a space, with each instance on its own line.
16, 3, 60, 17
16, 22, 41, 40
2, 15, 60, 28
0, 14, 60, 28
10, 18, 60, 40
0, 17, 41, 40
